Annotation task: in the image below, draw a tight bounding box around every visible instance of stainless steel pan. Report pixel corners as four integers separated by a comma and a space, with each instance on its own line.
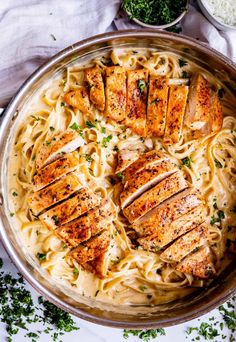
0, 30, 235, 328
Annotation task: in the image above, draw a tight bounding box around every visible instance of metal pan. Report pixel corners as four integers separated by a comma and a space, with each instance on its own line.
0, 30, 235, 328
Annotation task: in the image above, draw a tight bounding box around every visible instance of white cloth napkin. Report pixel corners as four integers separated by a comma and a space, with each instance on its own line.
0, 0, 235, 107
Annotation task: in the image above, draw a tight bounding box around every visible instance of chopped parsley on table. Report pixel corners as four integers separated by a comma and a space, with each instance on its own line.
123, 328, 166, 341
122, 0, 187, 26
0, 258, 79, 341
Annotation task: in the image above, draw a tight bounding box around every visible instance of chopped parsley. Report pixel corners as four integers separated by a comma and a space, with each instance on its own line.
210, 210, 225, 225
69, 122, 83, 137
30, 115, 40, 121
70, 122, 81, 131
49, 126, 55, 132
45, 140, 51, 146
52, 215, 60, 225
123, 328, 166, 341
215, 159, 223, 168
179, 58, 188, 67
61, 101, 65, 107
186, 322, 219, 340
138, 79, 146, 92
0, 260, 79, 341
37, 253, 46, 261
84, 154, 94, 163
73, 267, 79, 275
122, 0, 187, 25
139, 285, 147, 292
10, 212, 15, 217
181, 156, 192, 168
101, 134, 113, 148
12, 192, 18, 197
86, 120, 97, 129
117, 172, 124, 180
101, 127, 106, 134
31, 154, 36, 161
113, 145, 119, 152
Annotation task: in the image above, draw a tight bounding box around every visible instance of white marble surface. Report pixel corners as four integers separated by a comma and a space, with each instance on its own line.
0, 242, 235, 342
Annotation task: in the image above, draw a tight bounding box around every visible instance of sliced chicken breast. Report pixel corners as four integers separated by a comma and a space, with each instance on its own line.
69, 229, 111, 265
126, 69, 149, 137
147, 75, 169, 137
160, 223, 208, 262
56, 200, 115, 247
137, 205, 206, 251
124, 171, 188, 223
64, 87, 91, 114
123, 150, 170, 181
115, 141, 147, 174
29, 173, 82, 216
82, 248, 111, 279
184, 74, 211, 138
35, 130, 84, 170
175, 246, 215, 279
84, 66, 105, 111
105, 66, 126, 122
120, 159, 178, 209
39, 188, 101, 230
209, 91, 223, 134
33, 151, 80, 191
164, 85, 189, 144
116, 149, 140, 175
134, 188, 204, 237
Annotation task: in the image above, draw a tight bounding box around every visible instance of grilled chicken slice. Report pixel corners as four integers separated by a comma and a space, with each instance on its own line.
82, 248, 111, 278
175, 246, 215, 279
184, 74, 211, 138
137, 205, 206, 251
209, 91, 223, 134
116, 150, 140, 175
35, 130, 84, 170
134, 188, 204, 237
124, 171, 188, 223
115, 141, 147, 174
164, 85, 189, 144
123, 150, 169, 181
84, 66, 105, 111
64, 87, 91, 114
69, 229, 111, 265
39, 188, 101, 230
160, 223, 208, 262
120, 159, 178, 209
89, 251, 110, 278
126, 69, 149, 137
33, 151, 80, 191
105, 66, 126, 122
56, 201, 115, 247
29, 173, 82, 216
147, 75, 169, 137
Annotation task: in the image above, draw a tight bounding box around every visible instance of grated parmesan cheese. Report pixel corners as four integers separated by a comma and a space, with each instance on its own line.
202, 0, 236, 26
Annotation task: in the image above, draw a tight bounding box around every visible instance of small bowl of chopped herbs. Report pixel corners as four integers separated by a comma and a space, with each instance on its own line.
122, 0, 189, 29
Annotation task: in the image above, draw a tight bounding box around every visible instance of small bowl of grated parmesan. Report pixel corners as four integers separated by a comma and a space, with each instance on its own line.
198, 0, 236, 31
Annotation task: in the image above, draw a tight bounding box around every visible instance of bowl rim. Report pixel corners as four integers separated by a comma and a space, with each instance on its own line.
0, 29, 236, 329
197, 0, 236, 31
124, 0, 189, 29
